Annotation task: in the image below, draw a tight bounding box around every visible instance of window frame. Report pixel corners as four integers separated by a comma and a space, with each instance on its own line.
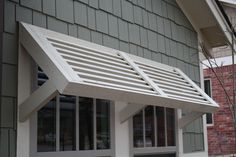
204, 79, 214, 126
129, 106, 178, 156
29, 81, 115, 157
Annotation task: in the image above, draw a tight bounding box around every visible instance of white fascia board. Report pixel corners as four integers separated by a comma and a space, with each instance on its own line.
205, 0, 236, 48
64, 82, 218, 113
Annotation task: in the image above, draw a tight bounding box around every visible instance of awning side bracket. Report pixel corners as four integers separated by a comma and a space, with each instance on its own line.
178, 111, 205, 128
19, 79, 58, 122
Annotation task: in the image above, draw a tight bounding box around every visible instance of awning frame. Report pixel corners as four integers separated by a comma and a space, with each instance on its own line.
18, 22, 219, 127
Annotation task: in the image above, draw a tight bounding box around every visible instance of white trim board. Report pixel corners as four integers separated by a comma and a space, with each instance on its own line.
18, 22, 219, 126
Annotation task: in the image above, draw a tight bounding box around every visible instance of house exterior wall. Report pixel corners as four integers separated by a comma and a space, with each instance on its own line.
0, 0, 203, 156
204, 64, 236, 156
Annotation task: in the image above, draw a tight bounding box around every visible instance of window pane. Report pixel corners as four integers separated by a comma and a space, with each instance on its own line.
96, 99, 110, 149
60, 95, 76, 151
156, 107, 165, 146
145, 106, 155, 147
166, 108, 175, 146
204, 80, 211, 97
133, 110, 144, 147
206, 113, 213, 124
37, 98, 56, 152
79, 97, 94, 150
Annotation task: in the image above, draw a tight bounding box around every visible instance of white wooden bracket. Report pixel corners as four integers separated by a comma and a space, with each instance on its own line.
19, 79, 58, 122
120, 104, 147, 123
178, 111, 205, 128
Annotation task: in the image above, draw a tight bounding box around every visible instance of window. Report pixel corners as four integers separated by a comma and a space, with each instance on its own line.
35, 68, 112, 156
37, 96, 111, 152
133, 106, 176, 148
204, 79, 214, 125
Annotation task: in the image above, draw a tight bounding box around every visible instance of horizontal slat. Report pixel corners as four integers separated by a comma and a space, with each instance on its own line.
83, 79, 156, 94
57, 48, 130, 69
62, 55, 136, 74
167, 94, 209, 104
147, 73, 188, 83
156, 80, 195, 90
143, 68, 183, 80
69, 62, 142, 80
48, 37, 120, 58
138, 64, 180, 78
161, 85, 199, 95
77, 72, 153, 90
135, 61, 175, 74
51, 41, 126, 64
165, 90, 205, 100
151, 77, 192, 88
72, 66, 147, 85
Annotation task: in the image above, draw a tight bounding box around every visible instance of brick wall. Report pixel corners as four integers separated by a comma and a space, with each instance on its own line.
204, 64, 236, 156
0, 0, 202, 156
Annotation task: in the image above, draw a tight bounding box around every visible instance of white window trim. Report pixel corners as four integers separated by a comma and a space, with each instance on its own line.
204, 78, 214, 126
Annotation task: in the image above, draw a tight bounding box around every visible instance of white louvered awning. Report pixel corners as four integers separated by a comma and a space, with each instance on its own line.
18, 23, 218, 126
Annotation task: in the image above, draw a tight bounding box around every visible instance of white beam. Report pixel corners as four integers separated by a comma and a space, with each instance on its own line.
119, 104, 146, 123
19, 79, 58, 122
178, 111, 204, 128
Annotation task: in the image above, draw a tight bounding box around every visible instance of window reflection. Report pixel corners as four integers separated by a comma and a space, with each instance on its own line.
96, 99, 110, 149
166, 108, 175, 146
37, 98, 56, 152
60, 95, 76, 151
156, 107, 165, 147
133, 110, 144, 147
79, 97, 94, 150
145, 106, 155, 147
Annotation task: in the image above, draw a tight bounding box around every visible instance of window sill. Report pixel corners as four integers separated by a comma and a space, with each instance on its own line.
31, 149, 112, 157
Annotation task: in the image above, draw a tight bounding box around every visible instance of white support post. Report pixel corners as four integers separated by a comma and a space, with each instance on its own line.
178, 111, 204, 129
17, 44, 32, 157
114, 101, 130, 157
19, 79, 58, 122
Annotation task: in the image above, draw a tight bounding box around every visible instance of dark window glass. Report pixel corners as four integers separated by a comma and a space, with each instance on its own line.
37, 98, 56, 152
133, 110, 144, 147
156, 107, 165, 146
206, 113, 213, 124
204, 80, 211, 97
145, 106, 155, 147
79, 97, 94, 150
204, 80, 213, 124
60, 95, 76, 151
166, 108, 175, 146
96, 99, 110, 149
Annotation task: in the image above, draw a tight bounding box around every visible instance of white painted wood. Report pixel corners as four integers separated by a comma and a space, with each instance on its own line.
114, 101, 130, 157
17, 43, 31, 157
19, 79, 58, 122
120, 104, 146, 123
178, 112, 204, 128
118, 51, 167, 96
19, 23, 73, 93
19, 22, 219, 124
175, 68, 218, 107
